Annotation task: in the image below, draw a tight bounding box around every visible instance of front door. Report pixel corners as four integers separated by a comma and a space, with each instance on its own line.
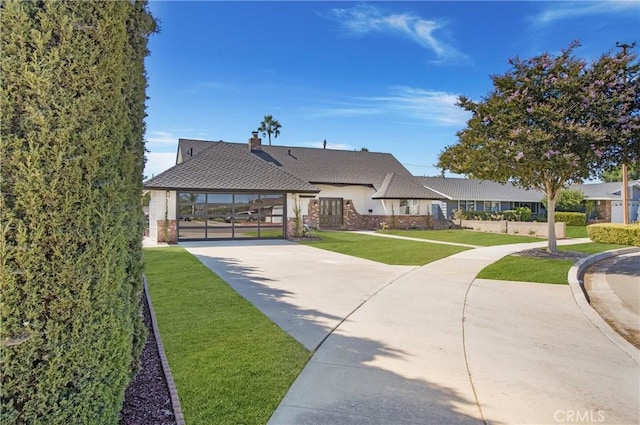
319, 198, 343, 228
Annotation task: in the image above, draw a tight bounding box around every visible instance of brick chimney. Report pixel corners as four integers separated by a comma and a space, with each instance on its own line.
249, 131, 262, 151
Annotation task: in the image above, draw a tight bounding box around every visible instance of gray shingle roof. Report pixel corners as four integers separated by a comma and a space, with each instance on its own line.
373, 173, 446, 199
176, 139, 219, 163
570, 180, 640, 200
417, 176, 544, 202
258, 146, 405, 186
144, 141, 319, 193
145, 139, 443, 199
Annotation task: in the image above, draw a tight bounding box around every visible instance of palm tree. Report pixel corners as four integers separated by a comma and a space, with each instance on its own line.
258, 115, 281, 145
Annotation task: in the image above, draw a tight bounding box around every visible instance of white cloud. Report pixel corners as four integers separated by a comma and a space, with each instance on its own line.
308, 86, 470, 127
328, 3, 465, 63
144, 151, 177, 180
366, 86, 470, 126
146, 131, 179, 147
532, 1, 638, 25
308, 106, 384, 118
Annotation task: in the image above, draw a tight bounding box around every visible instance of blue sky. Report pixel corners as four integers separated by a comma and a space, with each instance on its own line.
143, 1, 639, 179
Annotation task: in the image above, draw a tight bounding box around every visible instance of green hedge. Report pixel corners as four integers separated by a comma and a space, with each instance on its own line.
554, 212, 586, 226
456, 207, 532, 222
587, 224, 640, 246
1, 2, 155, 423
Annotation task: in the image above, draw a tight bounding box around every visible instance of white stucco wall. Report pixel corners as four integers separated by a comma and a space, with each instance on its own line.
312, 184, 388, 215
287, 193, 309, 218
378, 199, 433, 216
289, 186, 434, 217
147, 190, 177, 241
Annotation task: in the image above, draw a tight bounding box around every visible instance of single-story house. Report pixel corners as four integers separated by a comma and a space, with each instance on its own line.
570, 180, 640, 223
415, 176, 546, 219
143, 132, 445, 242
416, 176, 640, 224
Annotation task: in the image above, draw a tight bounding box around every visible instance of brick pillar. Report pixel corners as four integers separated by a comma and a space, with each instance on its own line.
156, 220, 177, 243
306, 199, 319, 228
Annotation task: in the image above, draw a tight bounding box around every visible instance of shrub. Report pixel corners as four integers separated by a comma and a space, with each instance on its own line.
555, 212, 587, 226
1, 2, 156, 423
457, 207, 531, 222
501, 207, 531, 221
543, 188, 585, 212
587, 223, 640, 246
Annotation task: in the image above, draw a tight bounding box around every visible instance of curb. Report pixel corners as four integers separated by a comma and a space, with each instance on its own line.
143, 276, 186, 425
567, 247, 640, 364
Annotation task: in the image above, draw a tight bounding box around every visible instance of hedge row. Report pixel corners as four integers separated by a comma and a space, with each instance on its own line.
587, 224, 640, 246
1, 2, 155, 423
454, 207, 532, 222
554, 212, 586, 226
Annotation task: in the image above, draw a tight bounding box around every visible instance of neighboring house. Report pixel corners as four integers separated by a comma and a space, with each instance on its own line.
143, 132, 444, 242
570, 180, 640, 223
416, 176, 546, 219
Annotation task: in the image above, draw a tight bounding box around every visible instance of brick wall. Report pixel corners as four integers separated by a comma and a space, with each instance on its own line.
594, 200, 612, 222
156, 220, 177, 243
300, 199, 435, 231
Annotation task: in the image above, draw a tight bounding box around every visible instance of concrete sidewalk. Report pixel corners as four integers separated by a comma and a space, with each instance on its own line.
182, 239, 639, 425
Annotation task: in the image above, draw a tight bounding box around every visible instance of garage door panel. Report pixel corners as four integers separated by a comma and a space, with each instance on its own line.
177, 191, 285, 240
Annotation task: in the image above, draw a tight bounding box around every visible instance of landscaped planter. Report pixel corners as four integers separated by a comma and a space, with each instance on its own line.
459, 219, 566, 238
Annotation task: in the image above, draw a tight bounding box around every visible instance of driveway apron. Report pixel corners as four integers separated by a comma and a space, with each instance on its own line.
180, 240, 415, 351
182, 239, 639, 425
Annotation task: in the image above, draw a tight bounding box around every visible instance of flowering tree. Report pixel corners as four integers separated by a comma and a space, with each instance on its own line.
438, 42, 639, 253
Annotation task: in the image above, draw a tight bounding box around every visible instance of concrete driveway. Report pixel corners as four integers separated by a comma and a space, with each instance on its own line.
181, 239, 639, 425
181, 240, 416, 351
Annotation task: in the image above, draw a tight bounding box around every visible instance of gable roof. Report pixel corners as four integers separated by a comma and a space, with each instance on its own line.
570, 180, 640, 200
373, 173, 445, 199
144, 141, 319, 193
256, 145, 413, 187
176, 138, 218, 164
145, 139, 443, 199
416, 176, 544, 202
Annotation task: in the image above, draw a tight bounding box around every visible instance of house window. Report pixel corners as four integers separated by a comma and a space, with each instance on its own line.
483, 201, 500, 212
399, 199, 420, 215
459, 200, 475, 211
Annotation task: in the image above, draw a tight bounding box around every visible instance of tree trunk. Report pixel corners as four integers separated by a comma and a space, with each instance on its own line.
546, 194, 559, 254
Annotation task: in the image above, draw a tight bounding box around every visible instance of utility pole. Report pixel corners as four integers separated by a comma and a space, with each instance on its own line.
616, 41, 636, 225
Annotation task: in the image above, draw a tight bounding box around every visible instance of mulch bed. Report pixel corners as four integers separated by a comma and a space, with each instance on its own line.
119, 296, 177, 425
514, 248, 589, 260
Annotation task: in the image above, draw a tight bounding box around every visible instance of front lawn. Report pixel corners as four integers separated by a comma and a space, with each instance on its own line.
477, 256, 576, 284
379, 229, 542, 246
566, 225, 589, 239
144, 247, 309, 425
300, 231, 470, 265
477, 242, 631, 284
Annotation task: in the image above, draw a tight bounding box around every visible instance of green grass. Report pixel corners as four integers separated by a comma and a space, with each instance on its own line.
300, 231, 470, 265
477, 256, 576, 284
560, 241, 629, 253
144, 247, 310, 425
566, 225, 589, 239
477, 242, 631, 285
379, 229, 542, 246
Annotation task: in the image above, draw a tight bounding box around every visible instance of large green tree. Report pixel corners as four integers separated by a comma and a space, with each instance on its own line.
1, 1, 155, 423
258, 114, 281, 145
601, 165, 640, 182
438, 42, 640, 253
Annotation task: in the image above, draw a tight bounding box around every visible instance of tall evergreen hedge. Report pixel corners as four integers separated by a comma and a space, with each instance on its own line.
1, 1, 156, 423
